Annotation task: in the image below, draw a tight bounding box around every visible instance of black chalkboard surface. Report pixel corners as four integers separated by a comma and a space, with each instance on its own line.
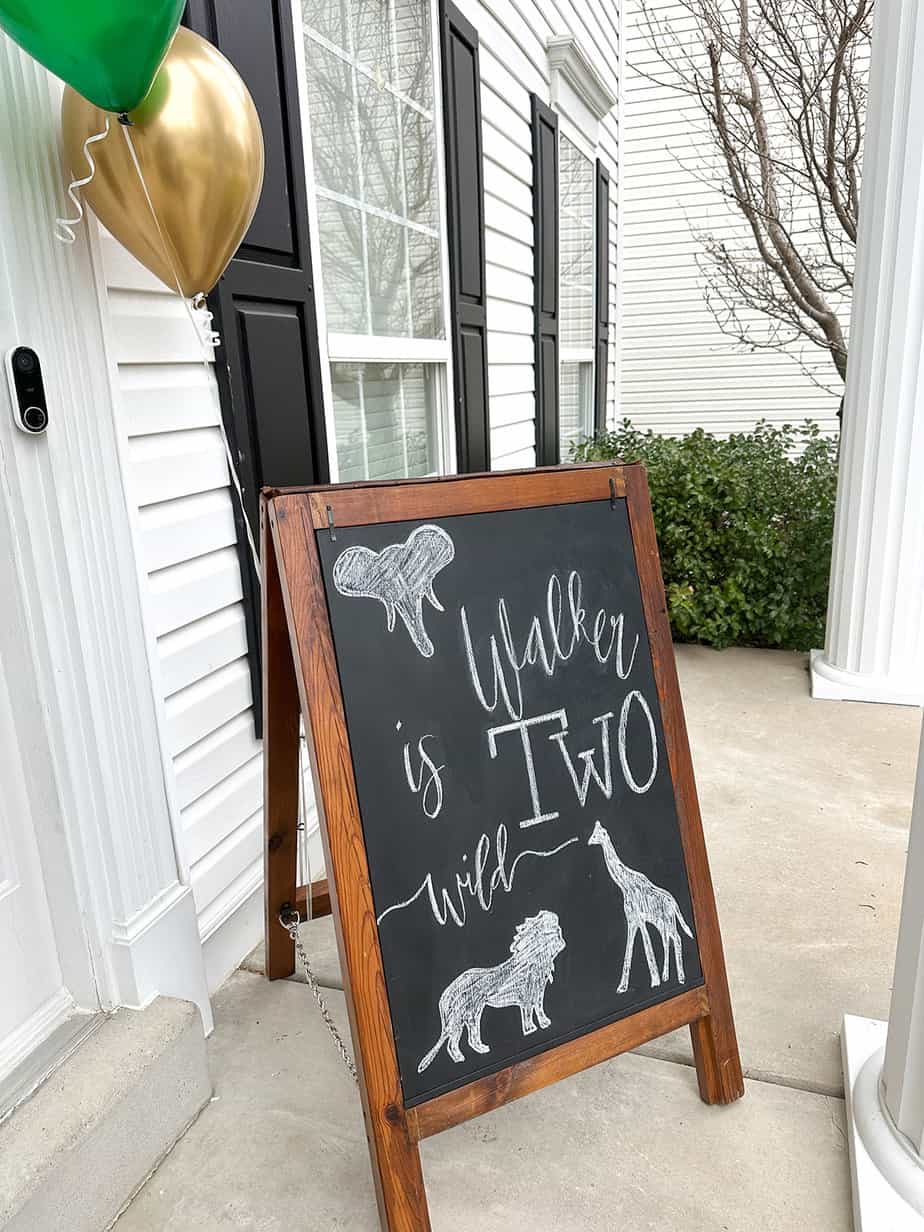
317, 497, 703, 1108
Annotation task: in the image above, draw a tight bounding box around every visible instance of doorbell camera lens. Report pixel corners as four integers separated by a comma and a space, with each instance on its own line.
6, 346, 48, 435
22, 406, 47, 432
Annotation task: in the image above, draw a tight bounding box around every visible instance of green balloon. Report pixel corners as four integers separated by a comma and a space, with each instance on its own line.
0, 0, 184, 113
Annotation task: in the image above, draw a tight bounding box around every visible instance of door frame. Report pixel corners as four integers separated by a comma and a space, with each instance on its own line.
0, 40, 211, 1041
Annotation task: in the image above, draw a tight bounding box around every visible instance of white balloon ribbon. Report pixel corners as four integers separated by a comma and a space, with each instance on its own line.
54, 118, 111, 244
120, 121, 262, 581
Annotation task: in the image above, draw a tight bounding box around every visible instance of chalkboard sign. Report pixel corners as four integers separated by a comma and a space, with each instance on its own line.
262, 464, 742, 1232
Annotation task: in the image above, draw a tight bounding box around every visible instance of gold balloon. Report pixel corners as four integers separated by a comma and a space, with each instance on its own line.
62, 28, 264, 297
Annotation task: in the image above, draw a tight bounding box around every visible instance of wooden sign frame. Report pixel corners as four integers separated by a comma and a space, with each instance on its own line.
261, 463, 743, 1232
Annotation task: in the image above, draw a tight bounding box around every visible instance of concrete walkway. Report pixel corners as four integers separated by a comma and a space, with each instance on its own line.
117, 647, 921, 1231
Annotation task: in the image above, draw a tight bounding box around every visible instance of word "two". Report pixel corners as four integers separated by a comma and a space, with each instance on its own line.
488, 694, 658, 830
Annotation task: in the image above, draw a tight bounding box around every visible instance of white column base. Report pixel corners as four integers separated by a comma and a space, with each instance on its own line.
811, 651, 924, 706
843, 1014, 924, 1229
110, 884, 213, 1034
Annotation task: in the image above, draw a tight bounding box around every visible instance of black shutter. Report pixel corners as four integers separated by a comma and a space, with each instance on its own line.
185, 0, 329, 737
440, 2, 489, 473
594, 159, 611, 433
532, 95, 559, 466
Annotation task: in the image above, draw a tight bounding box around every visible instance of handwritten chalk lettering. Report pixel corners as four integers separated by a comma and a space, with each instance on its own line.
549, 711, 615, 807
376, 823, 579, 929
417, 911, 566, 1072
618, 690, 658, 794
488, 701, 654, 829
333, 524, 454, 657
589, 820, 692, 991
461, 570, 640, 721
400, 725, 445, 819
487, 710, 567, 828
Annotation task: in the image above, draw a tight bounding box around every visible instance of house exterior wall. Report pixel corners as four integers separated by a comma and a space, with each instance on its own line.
619, 0, 843, 436
95, 234, 324, 993
459, 0, 620, 464
90, 0, 621, 992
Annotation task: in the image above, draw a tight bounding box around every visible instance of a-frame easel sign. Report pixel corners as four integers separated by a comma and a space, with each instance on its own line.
262, 463, 743, 1232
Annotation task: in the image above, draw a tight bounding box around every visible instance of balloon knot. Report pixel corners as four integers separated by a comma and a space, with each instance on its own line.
117, 112, 134, 127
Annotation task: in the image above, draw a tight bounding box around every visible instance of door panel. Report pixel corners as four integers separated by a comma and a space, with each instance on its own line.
0, 651, 71, 1094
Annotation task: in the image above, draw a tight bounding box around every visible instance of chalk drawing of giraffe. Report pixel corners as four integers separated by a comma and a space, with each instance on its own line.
588, 819, 694, 993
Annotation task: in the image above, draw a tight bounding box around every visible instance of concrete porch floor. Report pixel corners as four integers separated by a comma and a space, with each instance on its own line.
116, 646, 921, 1230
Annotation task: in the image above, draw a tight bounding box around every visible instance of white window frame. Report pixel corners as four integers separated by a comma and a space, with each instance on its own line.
557, 118, 597, 447
290, 0, 457, 482
547, 33, 616, 453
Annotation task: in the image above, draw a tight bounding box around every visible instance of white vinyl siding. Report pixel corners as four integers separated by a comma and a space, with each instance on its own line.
98, 235, 324, 994
453, 0, 620, 466
620, 0, 842, 435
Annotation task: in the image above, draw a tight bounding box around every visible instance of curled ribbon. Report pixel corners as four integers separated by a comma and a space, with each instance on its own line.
55, 118, 111, 244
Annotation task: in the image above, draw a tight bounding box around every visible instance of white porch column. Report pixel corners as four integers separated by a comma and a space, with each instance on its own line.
844, 718, 924, 1228
883, 722, 924, 1159
810, 0, 924, 707
837, 3, 924, 1227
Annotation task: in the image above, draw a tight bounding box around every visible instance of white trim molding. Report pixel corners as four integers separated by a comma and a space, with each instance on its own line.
0, 39, 210, 1029
810, 652, 924, 707
547, 34, 615, 146
843, 1016, 924, 1229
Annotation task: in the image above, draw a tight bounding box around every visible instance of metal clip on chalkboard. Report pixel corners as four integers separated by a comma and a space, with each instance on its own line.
609, 476, 618, 508
326, 504, 336, 541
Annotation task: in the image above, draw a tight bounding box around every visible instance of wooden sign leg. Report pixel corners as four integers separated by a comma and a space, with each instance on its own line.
365, 1108, 431, 1232
623, 467, 744, 1106
262, 496, 301, 980
269, 497, 432, 1231
687, 889, 744, 1104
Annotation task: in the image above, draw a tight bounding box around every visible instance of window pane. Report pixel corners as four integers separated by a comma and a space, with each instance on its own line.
317, 197, 368, 333
330, 362, 440, 480
394, 0, 433, 106
407, 229, 443, 337
302, 0, 346, 48
559, 136, 594, 454
358, 79, 403, 216
366, 214, 410, 334
348, 0, 390, 73
560, 137, 594, 350
402, 107, 438, 229
560, 361, 594, 456
302, 0, 445, 341
302, 40, 357, 198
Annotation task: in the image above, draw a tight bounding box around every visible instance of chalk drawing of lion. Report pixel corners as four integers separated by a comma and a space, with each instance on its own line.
417, 910, 566, 1073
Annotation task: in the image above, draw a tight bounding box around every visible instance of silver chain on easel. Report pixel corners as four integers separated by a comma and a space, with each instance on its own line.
275, 733, 358, 1084
277, 906, 358, 1084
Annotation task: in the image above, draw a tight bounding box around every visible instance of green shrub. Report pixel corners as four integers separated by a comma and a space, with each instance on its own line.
572, 420, 838, 651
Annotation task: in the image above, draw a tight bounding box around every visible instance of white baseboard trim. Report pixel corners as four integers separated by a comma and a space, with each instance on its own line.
202, 881, 263, 997
198, 822, 328, 998
0, 988, 75, 1090
843, 1014, 924, 1229
109, 883, 212, 1033
811, 651, 924, 707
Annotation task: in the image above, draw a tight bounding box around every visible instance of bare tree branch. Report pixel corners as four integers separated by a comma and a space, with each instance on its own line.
634, 0, 871, 384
